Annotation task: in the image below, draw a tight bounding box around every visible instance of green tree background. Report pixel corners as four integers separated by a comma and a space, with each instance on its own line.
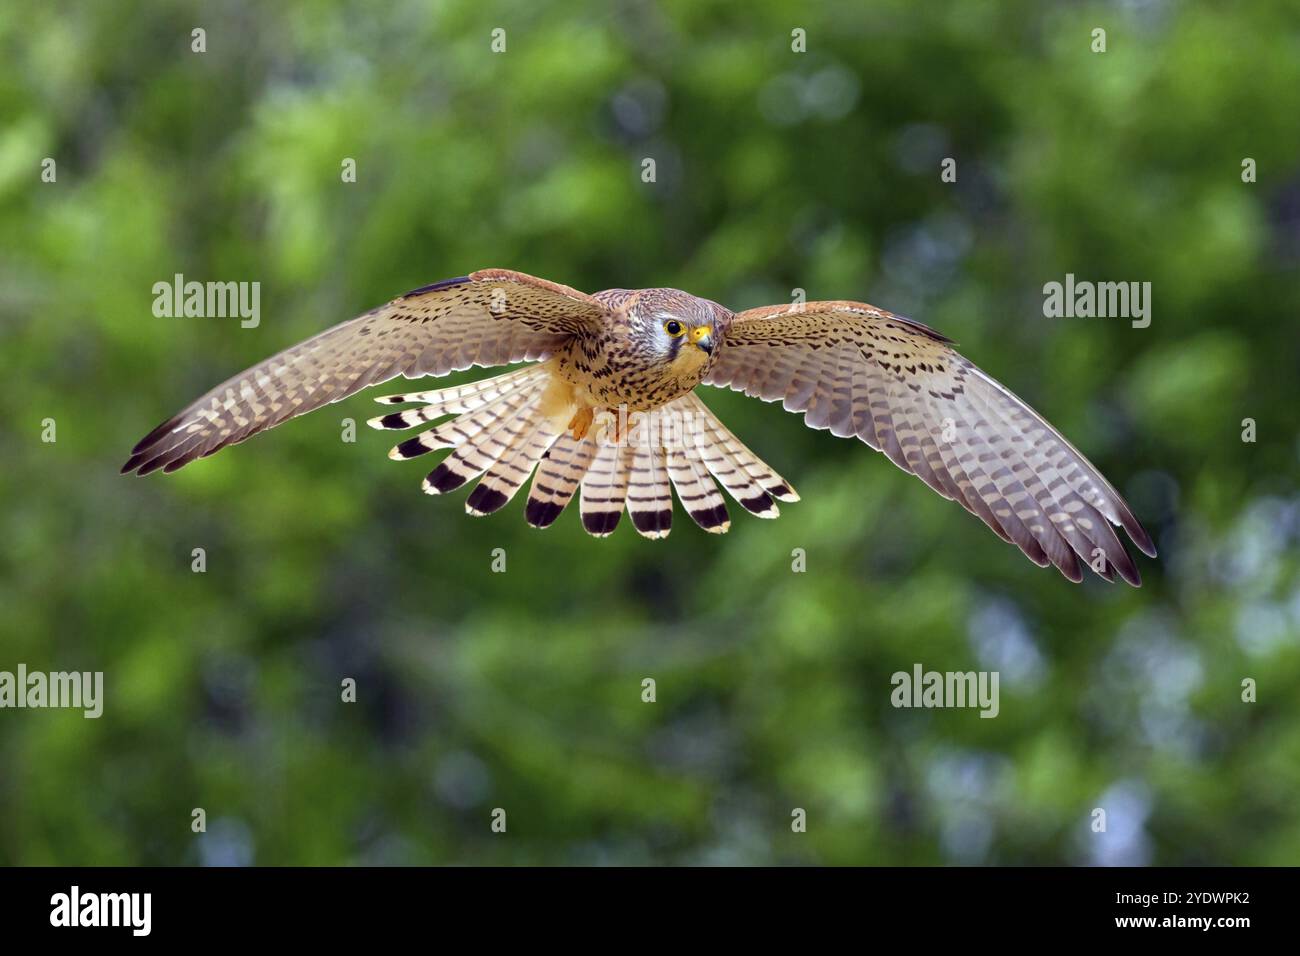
1, 0, 1298, 865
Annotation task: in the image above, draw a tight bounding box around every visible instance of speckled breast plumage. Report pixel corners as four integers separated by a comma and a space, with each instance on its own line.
552, 287, 726, 411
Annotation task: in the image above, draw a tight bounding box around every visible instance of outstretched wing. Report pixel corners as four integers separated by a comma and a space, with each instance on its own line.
705, 301, 1156, 585
122, 269, 607, 475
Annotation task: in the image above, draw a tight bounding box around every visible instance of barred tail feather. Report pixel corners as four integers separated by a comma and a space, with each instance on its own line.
526, 431, 596, 528
383, 384, 538, 461
666, 443, 730, 533
680, 392, 796, 517
421, 390, 542, 495
373, 372, 797, 536
580, 441, 634, 536
466, 409, 563, 516
626, 443, 673, 539
370, 365, 546, 423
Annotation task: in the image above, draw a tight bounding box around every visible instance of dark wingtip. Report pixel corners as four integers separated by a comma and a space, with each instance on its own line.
124, 414, 187, 474
1128, 518, 1158, 559
401, 275, 471, 299
1060, 551, 1085, 584
1117, 560, 1142, 588
1092, 559, 1117, 584
162, 452, 201, 474
136, 454, 171, 476
131, 416, 180, 455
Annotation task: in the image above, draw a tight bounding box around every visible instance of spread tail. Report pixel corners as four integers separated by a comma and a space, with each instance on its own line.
370, 374, 797, 537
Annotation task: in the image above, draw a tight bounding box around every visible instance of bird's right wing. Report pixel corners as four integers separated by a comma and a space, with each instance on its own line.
122, 269, 609, 475
705, 301, 1155, 585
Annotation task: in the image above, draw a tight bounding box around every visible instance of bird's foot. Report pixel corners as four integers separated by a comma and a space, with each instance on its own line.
568, 407, 594, 441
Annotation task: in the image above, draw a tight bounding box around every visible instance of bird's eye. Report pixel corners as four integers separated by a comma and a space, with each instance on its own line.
664, 320, 684, 337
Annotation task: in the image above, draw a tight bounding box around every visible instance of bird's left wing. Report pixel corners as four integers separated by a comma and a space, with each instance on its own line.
704, 301, 1155, 584
122, 269, 608, 475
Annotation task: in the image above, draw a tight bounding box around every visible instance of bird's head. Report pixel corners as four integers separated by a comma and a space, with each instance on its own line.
627, 289, 720, 375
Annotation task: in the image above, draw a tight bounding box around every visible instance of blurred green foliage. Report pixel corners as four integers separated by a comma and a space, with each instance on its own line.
1, 0, 1298, 865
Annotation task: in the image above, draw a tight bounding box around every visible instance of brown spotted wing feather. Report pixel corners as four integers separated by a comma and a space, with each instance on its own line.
122, 269, 607, 475
705, 301, 1156, 584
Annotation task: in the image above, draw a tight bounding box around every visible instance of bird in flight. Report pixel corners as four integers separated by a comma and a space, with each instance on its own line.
123, 268, 1156, 584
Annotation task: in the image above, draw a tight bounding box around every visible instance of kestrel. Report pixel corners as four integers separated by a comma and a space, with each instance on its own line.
123, 269, 1157, 584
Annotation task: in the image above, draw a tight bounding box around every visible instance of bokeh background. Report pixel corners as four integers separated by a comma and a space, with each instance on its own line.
2, 0, 1298, 866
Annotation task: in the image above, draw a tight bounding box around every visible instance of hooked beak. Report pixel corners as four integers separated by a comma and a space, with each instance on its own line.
691, 326, 714, 355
